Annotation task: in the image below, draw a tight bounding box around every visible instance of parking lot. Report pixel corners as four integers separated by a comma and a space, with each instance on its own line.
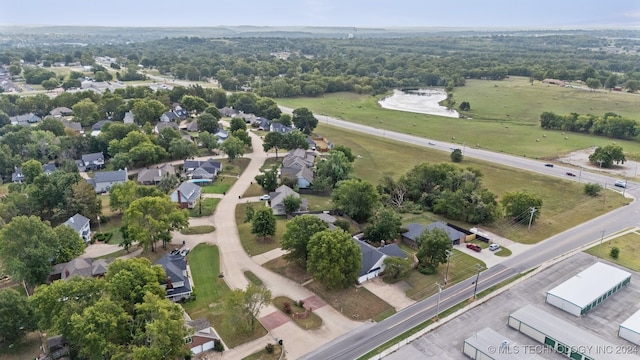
385, 252, 640, 359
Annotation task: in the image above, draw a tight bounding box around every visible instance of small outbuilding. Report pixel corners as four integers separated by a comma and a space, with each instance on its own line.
619, 309, 640, 345
545, 262, 631, 317
463, 327, 544, 360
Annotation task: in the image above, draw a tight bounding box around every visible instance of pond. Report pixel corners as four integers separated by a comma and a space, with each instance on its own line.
378, 89, 460, 118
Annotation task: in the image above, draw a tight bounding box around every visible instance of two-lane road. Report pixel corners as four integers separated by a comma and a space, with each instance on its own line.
284, 106, 640, 360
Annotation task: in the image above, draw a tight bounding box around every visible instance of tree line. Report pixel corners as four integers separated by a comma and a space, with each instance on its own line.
540, 111, 638, 139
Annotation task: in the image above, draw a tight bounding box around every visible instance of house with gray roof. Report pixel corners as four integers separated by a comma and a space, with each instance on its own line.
154, 121, 179, 134
280, 148, 315, 189
183, 159, 221, 180
170, 182, 201, 209
49, 107, 73, 117
270, 122, 295, 133
137, 164, 176, 185
10, 113, 41, 126
268, 184, 308, 215
87, 169, 128, 193
401, 222, 466, 248
80, 152, 105, 171
214, 129, 229, 142
354, 238, 406, 284
11, 163, 57, 183
160, 111, 179, 123
219, 107, 238, 117
155, 253, 192, 302
186, 317, 222, 355
49, 257, 110, 282
64, 213, 91, 242
281, 166, 314, 189
60, 118, 83, 133
90, 120, 113, 136
185, 119, 198, 132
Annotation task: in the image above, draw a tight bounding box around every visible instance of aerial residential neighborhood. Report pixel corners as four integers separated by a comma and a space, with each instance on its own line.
1, 15, 640, 360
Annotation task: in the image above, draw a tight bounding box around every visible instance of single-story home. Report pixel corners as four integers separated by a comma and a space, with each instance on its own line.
270, 122, 295, 133
90, 120, 113, 136
280, 166, 314, 189
170, 182, 201, 209
219, 107, 238, 117
268, 184, 307, 216
49, 107, 73, 117
186, 317, 222, 355
401, 222, 466, 248
155, 253, 192, 302
137, 164, 176, 185
160, 111, 179, 123
87, 169, 128, 193
64, 213, 91, 242
9, 113, 41, 126
60, 118, 84, 133
49, 257, 110, 282
354, 239, 407, 284
183, 159, 221, 179
154, 121, 179, 134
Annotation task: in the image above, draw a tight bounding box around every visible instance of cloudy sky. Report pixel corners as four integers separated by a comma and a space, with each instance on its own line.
0, 0, 639, 28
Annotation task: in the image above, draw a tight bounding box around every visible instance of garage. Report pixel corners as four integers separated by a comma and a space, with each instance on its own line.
546, 262, 631, 317
620, 309, 640, 345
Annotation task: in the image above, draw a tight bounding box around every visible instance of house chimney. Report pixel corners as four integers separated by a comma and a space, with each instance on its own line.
177, 190, 182, 204
166, 276, 173, 289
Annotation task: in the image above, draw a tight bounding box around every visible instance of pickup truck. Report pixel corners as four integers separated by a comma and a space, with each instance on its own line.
466, 243, 482, 252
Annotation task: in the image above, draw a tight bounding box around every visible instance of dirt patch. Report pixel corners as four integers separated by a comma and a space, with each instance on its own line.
558, 148, 640, 179
304, 281, 394, 321
262, 256, 313, 284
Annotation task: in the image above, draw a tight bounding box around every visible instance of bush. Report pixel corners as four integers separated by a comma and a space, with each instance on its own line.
214, 340, 224, 352
334, 219, 350, 232
99, 215, 111, 224
584, 183, 602, 196
610, 246, 620, 259
283, 301, 292, 314
298, 300, 305, 308
265, 343, 275, 354
93, 232, 113, 243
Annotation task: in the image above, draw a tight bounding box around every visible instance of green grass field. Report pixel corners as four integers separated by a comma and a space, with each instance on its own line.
180, 225, 215, 235
585, 231, 640, 271
189, 198, 220, 217
277, 77, 640, 160
235, 203, 288, 256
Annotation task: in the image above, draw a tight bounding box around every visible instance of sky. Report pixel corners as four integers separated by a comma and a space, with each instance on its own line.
0, 0, 639, 28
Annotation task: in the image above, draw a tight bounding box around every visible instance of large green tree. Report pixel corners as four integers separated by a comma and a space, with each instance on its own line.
224, 284, 272, 334
72, 98, 101, 126
332, 178, 381, 222
198, 112, 219, 134
0, 288, 36, 344
255, 165, 279, 192
363, 208, 402, 244
589, 144, 626, 168
292, 107, 319, 135
220, 136, 246, 161
21, 158, 43, 184
251, 207, 276, 241
315, 151, 353, 189
415, 228, 453, 274
307, 229, 361, 288
281, 215, 328, 265
501, 191, 543, 224
382, 257, 412, 281
180, 95, 209, 113
125, 196, 189, 252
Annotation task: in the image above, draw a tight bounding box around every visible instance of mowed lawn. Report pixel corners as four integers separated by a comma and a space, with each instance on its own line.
585, 231, 640, 271
277, 78, 640, 160
311, 123, 630, 244
183, 244, 267, 348
235, 203, 289, 256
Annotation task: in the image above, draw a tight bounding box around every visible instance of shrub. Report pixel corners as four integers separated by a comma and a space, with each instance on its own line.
265, 343, 275, 354
214, 340, 224, 352
94, 232, 113, 243
334, 219, 350, 232
283, 301, 292, 314
298, 300, 305, 308
584, 183, 602, 196
610, 246, 620, 259
99, 215, 111, 224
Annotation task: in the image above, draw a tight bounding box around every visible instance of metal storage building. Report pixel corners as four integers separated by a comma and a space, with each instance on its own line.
463, 327, 545, 360
508, 305, 640, 360
545, 262, 631, 316
619, 309, 640, 345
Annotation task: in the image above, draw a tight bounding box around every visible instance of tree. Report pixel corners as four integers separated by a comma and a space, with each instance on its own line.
71, 98, 100, 126
125, 196, 189, 252
230, 117, 247, 132
501, 191, 543, 224
251, 207, 276, 242
626, 80, 640, 93
109, 181, 165, 213
105, 258, 166, 309
363, 208, 402, 244
292, 107, 319, 135
307, 229, 361, 288
157, 174, 179, 194
21, 158, 43, 184
332, 145, 355, 162
589, 144, 626, 168
38, 117, 66, 136
450, 148, 463, 162
224, 284, 272, 333
415, 228, 453, 274
0, 289, 36, 344
232, 129, 252, 146
255, 165, 279, 192
180, 95, 208, 113
283, 130, 309, 150
156, 126, 181, 150
220, 136, 245, 161
281, 215, 328, 265
262, 131, 284, 159
198, 112, 219, 134
584, 183, 602, 196
459, 101, 471, 111
283, 194, 302, 216
382, 257, 412, 280
168, 138, 198, 159
198, 131, 219, 152
586, 77, 601, 91
52, 225, 87, 264
332, 178, 381, 222
203, 106, 222, 119
315, 151, 353, 189
131, 99, 166, 124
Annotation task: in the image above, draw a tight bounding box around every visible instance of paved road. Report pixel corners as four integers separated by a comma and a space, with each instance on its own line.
285, 106, 640, 360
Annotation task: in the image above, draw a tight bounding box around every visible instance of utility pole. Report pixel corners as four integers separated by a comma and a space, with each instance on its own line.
444, 250, 453, 285
578, 167, 582, 183
527, 207, 537, 232
598, 159, 604, 168
600, 230, 605, 257
473, 264, 482, 300
435, 282, 442, 320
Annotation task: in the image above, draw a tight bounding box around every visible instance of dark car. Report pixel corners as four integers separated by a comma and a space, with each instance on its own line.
466, 243, 482, 252
566, 172, 576, 177
544, 163, 554, 167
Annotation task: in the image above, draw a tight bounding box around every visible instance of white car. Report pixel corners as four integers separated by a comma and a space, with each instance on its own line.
489, 243, 500, 251
259, 194, 271, 200
615, 180, 627, 188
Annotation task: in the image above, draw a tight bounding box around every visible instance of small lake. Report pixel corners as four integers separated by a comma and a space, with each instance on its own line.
378, 89, 460, 118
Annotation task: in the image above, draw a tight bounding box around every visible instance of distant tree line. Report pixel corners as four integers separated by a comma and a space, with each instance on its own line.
540, 111, 638, 139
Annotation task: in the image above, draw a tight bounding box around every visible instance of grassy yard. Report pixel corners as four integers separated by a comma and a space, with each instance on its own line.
585, 231, 640, 271
235, 203, 288, 256
404, 249, 487, 301
244, 271, 264, 286
306, 123, 630, 244
304, 194, 333, 212
277, 77, 640, 160
263, 257, 313, 284
243, 183, 265, 197
183, 244, 267, 348
94, 214, 124, 245
272, 296, 323, 330
189, 198, 220, 217
305, 281, 395, 321
0, 332, 43, 360
242, 345, 282, 360
201, 179, 235, 194
180, 225, 215, 235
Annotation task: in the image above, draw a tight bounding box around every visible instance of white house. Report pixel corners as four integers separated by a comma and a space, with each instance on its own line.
64, 214, 91, 242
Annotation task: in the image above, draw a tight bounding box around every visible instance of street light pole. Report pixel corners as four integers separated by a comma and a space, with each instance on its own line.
600, 230, 605, 257
578, 167, 582, 183
444, 250, 453, 285
473, 264, 482, 300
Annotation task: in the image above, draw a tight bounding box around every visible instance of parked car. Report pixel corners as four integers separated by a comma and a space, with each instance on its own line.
259, 194, 271, 200
544, 163, 554, 167
428, 141, 436, 145
489, 243, 500, 251
566, 172, 576, 177
180, 248, 190, 257
615, 180, 627, 188
466, 243, 482, 252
